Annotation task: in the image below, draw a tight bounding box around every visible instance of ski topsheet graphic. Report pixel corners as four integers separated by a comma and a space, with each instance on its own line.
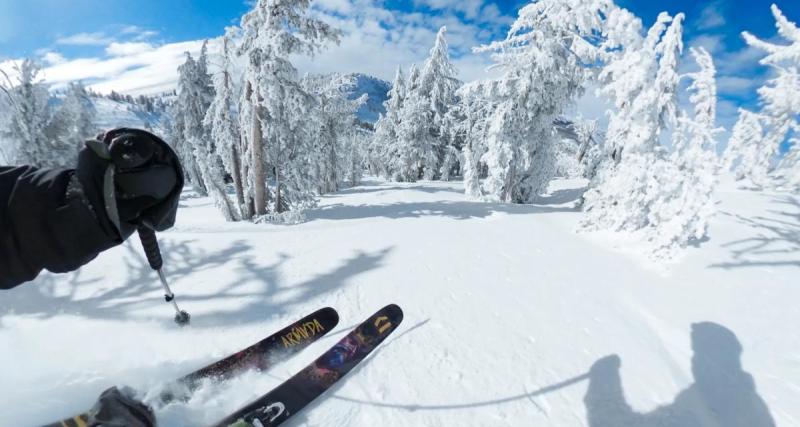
171, 307, 339, 401
212, 304, 404, 427
41, 307, 339, 427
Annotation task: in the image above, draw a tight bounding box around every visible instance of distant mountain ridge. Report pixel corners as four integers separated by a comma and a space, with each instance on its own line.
89, 73, 391, 133
311, 73, 391, 125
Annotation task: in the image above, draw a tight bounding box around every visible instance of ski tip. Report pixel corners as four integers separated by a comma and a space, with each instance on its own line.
315, 307, 340, 326
380, 304, 404, 323
307, 307, 340, 331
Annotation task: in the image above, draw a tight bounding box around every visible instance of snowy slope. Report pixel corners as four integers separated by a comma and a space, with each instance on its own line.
0, 177, 798, 426
92, 97, 167, 132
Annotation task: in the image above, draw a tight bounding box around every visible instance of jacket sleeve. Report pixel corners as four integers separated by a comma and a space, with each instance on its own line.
0, 166, 121, 290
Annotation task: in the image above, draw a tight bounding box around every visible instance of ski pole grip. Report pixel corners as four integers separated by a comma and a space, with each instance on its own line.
138, 226, 163, 271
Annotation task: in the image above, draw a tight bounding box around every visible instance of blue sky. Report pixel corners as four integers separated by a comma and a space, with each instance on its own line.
0, 0, 798, 132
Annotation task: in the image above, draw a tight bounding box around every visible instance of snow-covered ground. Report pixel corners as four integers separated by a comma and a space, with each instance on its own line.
1, 177, 798, 426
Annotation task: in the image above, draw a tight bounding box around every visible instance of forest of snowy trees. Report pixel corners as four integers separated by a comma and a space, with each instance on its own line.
1, 0, 798, 257
370, 0, 799, 256
0, 60, 96, 167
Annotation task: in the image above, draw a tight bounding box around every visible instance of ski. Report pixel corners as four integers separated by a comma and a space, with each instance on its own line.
165, 307, 339, 403
211, 304, 404, 427
42, 307, 339, 427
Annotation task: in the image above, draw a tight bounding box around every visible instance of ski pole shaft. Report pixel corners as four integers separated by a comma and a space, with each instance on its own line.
138, 226, 191, 326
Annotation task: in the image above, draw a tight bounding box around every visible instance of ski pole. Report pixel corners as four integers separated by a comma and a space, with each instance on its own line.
138, 226, 191, 326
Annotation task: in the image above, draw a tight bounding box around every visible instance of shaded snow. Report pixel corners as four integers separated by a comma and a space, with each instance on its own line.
0, 177, 797, 426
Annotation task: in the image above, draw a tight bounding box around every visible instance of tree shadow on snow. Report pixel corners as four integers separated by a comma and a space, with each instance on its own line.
331, 183, 465, 197
709, 195, 800, 270
309, 200, 577, 222
0, 238, 393, 329
584, 322, 775, 427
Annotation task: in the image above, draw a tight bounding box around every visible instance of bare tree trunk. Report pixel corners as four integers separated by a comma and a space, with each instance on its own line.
503, 150, 517, 203
328, 131, 338, 193
275, 161, 282, 214
248, 82, 267, 216
230, 140, 246, 213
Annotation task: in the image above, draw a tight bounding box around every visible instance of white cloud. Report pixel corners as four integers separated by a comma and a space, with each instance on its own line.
414, 0, 484, 19
34, 40, 207, 95
120, 25, 143, 35
716, 45, 764, 75
696, 2, 726, 30
41, 52, 66, 66
717, 76, 760, 94
315, 0, 354, 15
106, 42, 155, 57
688, 34, 725, 56
56, 32, 116, 46
5, 0, 511, 95
295, 0, 506, 82
120, 25, 159, 41
411, 0, 511, 26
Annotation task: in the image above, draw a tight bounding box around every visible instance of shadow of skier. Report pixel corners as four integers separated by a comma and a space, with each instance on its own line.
584, 322, 775, 427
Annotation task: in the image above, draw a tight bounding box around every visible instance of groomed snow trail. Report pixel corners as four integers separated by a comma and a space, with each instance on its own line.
1, 178, 798, 426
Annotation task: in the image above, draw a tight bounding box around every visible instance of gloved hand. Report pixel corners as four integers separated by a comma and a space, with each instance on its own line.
88, 386, 157, 427
76, 128, 184, 239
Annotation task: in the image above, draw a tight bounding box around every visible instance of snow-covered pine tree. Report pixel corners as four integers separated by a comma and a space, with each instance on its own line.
419, 27, 461, 180
452, 79, 504, 198
474, 0, 612, 203
737, 4, 800, 190
582, 12, 686, 232
183, 41, 241, 222
393, 28, 460, 182
344, 126, 371, 187
574, 117, 604, 179
205, 29, 246, 220
171, 51, 209, 195
303, 74, 366, 194
238, 0, 341, 217
648, 47, 721, 254
46, 81, 96, 167
371, 66, 406, 178
723, 109, 769, 184
0, 59, 53, 166
396, 63, 437, 182
388, 64, 421, 181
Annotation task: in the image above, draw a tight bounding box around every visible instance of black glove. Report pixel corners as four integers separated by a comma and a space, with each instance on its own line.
77, 128, 184, 239
88, 386, 156, 427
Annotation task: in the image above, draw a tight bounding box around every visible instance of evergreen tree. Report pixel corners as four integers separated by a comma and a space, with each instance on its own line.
418, 27, 461, 180
583, 12, 686, 231
393, 27, 460, 182
0, 60, 52, 166
371, 66, 406, 178
238, 0, 341, 217
474, 0, 613, 203
452, 79, 503, 198
205, 29, 246, 220
731, 4, 800, 190
397, 63, 437, 181
648, 47, 721, 254
47, 81, 96, 167
723, 109, 769, 184
303, 75, 366, 194
171, 51, 210, 195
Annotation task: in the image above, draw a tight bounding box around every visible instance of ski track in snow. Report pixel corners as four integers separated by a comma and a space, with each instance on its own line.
1, 177, 798, 426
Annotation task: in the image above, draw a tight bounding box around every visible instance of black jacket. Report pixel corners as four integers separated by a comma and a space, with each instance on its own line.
0, 166, 121, 289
